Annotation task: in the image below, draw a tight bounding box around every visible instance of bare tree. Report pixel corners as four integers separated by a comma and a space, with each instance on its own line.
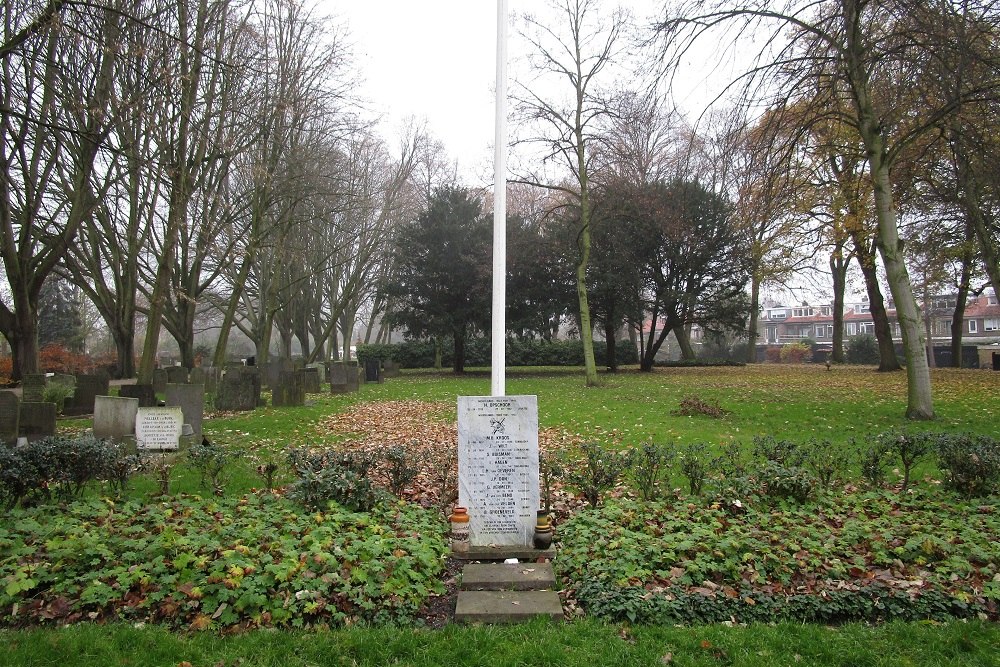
655, 0, 1000, 418
0, 0, 125, 379
513, 0, 630, 386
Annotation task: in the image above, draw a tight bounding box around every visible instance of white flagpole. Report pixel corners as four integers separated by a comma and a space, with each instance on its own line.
491, 0, 508, 397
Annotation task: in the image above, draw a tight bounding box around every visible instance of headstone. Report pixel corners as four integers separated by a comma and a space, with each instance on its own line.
215, 367, 259, 411
272, 371, 305, 407
93, 396, 139, 440
64, 374, 109, 416
165, 366, 189, 385
351, 365, 363, 390
135, 406, 184, 451
189, 367, 207, 386
300, 367, 321, 394
307, 362, 326, 384
364, 359, 382, 383
383, 360, 401, 378
152, 369, 168, 394
119, 384, 157, 407
165, 383, 205, 436
329, 362, 349, 394
0, 391, 19, 446
458, 395, 540, 547
264, 358, 291, 389
21, 374, 47, 402
18, 401, 57, 441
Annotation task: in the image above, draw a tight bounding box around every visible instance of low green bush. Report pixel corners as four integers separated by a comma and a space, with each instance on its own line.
286, 449, 380, 512
0, 435, 137, 507
846, 334, 881, 365
562, 442, 634, 507
936, 433, 1000, 498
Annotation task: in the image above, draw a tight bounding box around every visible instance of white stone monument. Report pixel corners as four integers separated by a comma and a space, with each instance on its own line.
458, 395, 539, 547
135, 406, 184, 451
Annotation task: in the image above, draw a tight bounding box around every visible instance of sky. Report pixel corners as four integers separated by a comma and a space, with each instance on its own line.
324, 1, 680, 183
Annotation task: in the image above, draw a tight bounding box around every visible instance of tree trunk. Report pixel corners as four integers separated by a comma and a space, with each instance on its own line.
604, 319, 618, 371
851, 231, 902, 372
830, 245, 848, 364
674, 324, 695, 361
452, 329, 465, 374
922, 279, 936, 369
950, 240, 973, 368
746, 275, 761, 363
866, 144, 934, 418
951, 125, 1000, 300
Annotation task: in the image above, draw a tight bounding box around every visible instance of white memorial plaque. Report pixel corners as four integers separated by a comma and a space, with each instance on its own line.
135, 407, 183, 450
458, 395, 539, 546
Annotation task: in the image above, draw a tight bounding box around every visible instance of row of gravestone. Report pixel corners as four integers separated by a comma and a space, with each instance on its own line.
20, 373, 111, 416
0, 359, 401, 446
0, 381, 206, 447
152, 367, 220, 394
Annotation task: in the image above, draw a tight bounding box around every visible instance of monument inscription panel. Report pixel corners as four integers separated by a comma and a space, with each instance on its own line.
135, 407, 183, 450
458, 395, 539, 547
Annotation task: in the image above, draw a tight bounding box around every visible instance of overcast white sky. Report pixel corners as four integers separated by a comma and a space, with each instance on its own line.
323, 1, 686, 183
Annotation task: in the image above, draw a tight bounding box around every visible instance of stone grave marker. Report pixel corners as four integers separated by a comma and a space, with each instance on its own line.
165, 366, 189, 385
0, 391, 19, 445
272, 371, 305, 407
329, 362, 349, 394
135, 406, 184, 451
307, 362, 326, 384
19, 401, 57, 441
383, 360, 401, 378
165, 383, 205, 436
93, 396, 139, 440
152, 369, 168, 394
64, 374, 109, 416
21, 374, 47, 402
215, 367, 259, 411
458, 395, 539, 547
300, 367, 321, 394
364, 359, 382, 383
119, 383, 157, 407
189, 367, 206, 386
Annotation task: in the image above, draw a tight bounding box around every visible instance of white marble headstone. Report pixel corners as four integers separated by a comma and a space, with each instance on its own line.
135, 406, 184, 451
458, 395, 539, 547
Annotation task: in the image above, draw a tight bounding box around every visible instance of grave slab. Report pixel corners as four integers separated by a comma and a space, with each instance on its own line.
19, 401, 56, 441
460, 563, 556, 591
165, 383, 205, 436
0, 390, 19, 445
93, 396, 139, 440
454, 590, 563, 624
449, 545, 557, 561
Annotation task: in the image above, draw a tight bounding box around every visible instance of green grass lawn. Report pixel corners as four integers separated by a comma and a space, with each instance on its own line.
9, 364, 1000, 666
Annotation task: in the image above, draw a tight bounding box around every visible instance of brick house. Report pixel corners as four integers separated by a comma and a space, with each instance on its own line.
758, 291, 1000, 347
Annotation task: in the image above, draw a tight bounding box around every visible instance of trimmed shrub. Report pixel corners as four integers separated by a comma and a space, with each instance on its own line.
936, 434, 1000, 498
780, 342, 812, 363
357, 338, 638, 368
846, 334, 881, 365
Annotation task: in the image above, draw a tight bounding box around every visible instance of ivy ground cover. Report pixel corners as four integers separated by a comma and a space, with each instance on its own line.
559, 491, 1000, 625
0, 495, 446, 630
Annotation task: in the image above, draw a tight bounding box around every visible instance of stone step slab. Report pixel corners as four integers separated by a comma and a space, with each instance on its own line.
450, 545, 556, 561
461, 563, 556, 591
454, 590, 563, 624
